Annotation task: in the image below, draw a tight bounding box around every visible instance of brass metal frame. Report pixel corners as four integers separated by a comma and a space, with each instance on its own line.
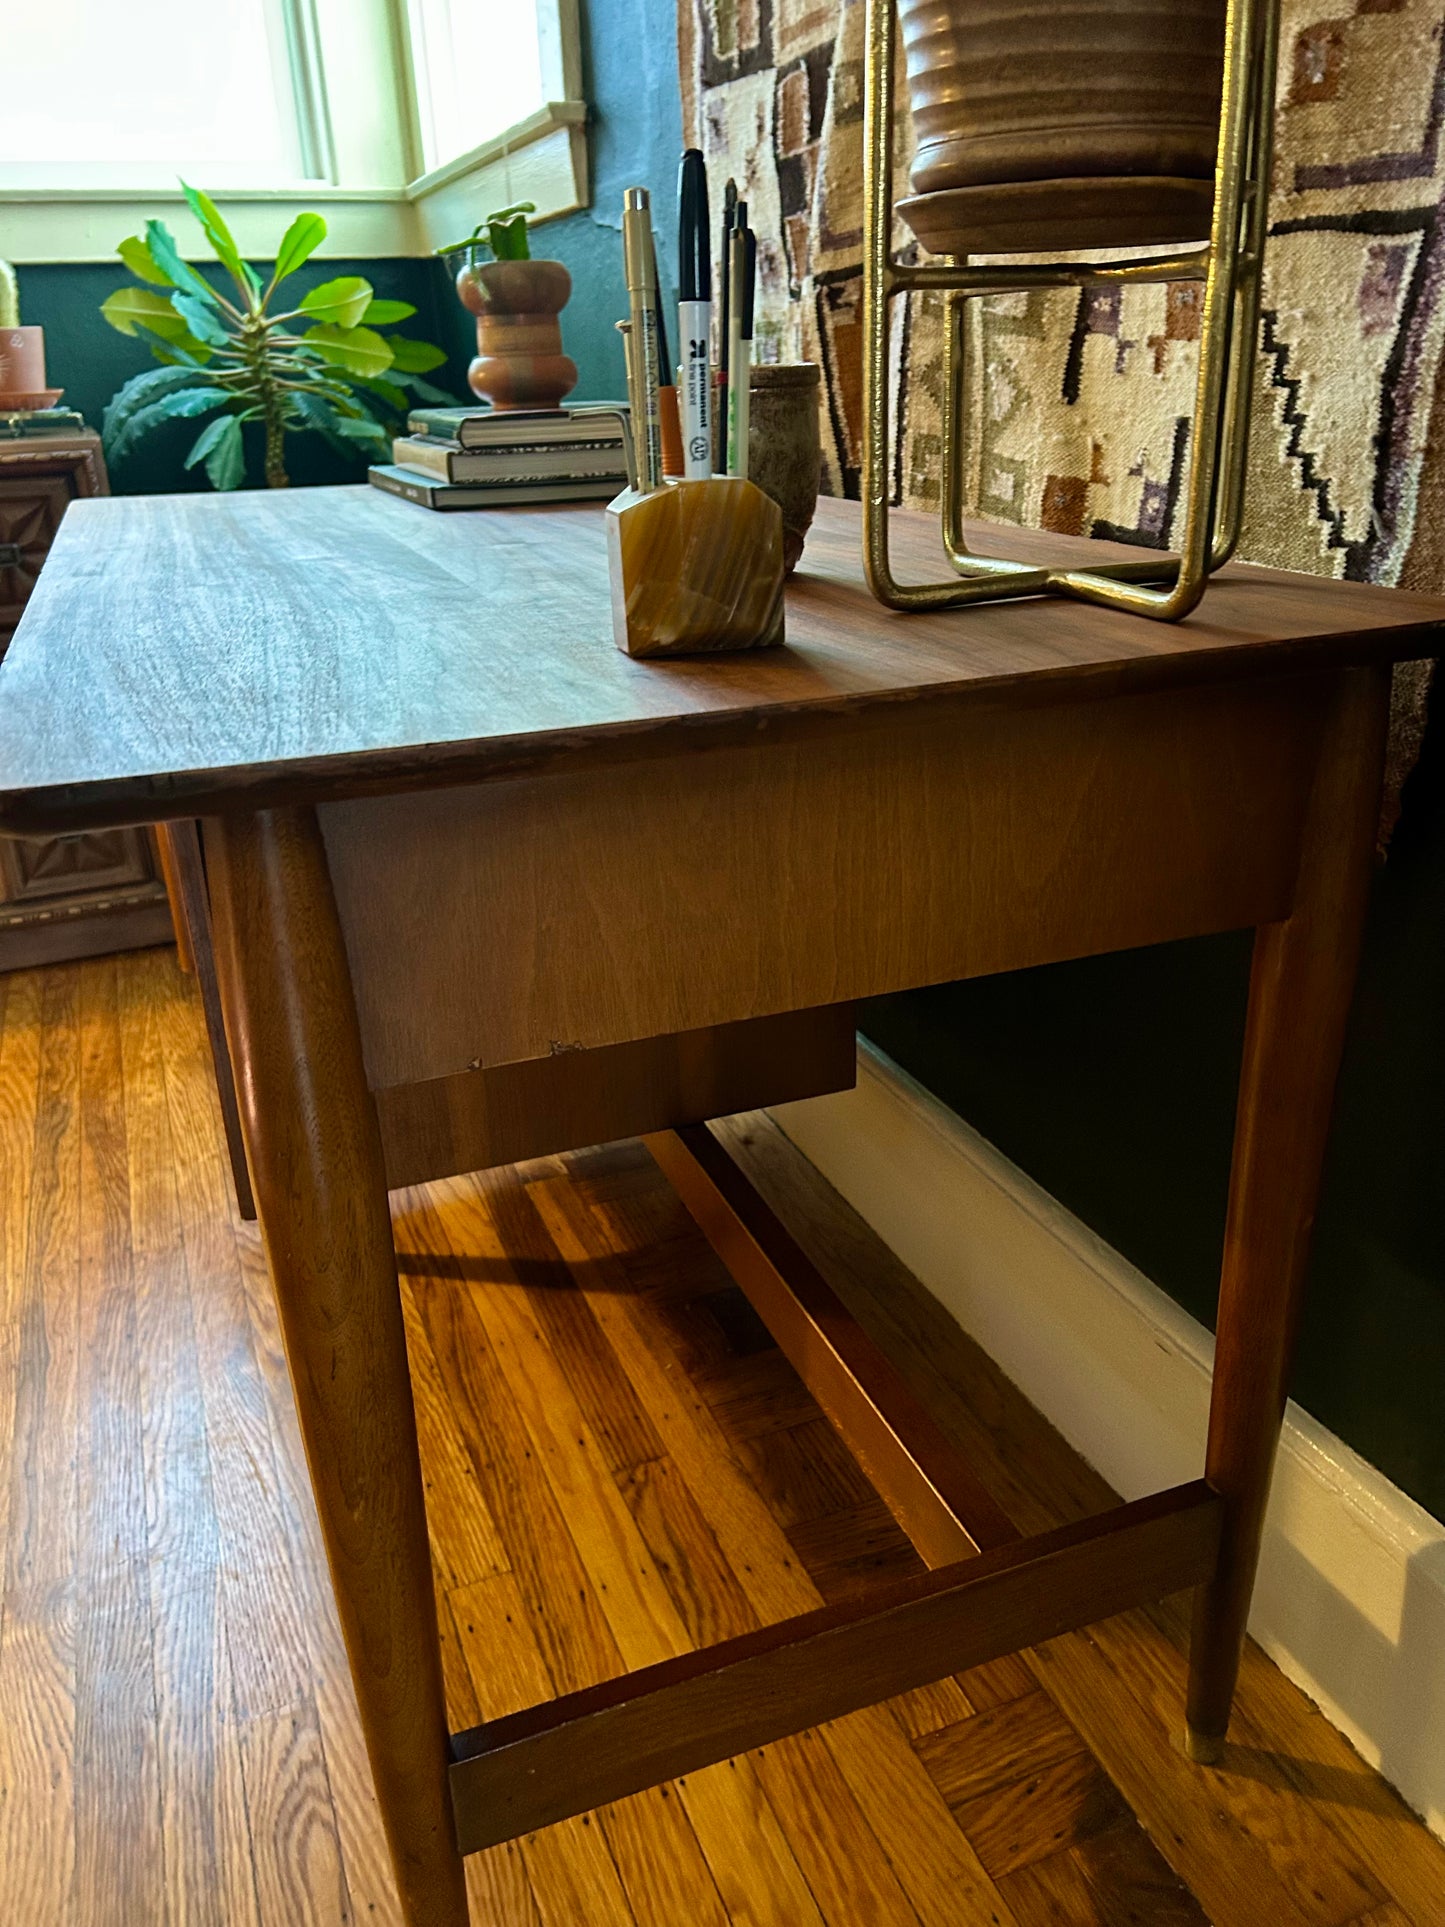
861, 0, 1279, 619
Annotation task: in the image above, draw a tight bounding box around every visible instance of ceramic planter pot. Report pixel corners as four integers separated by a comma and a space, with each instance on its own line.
455, 258, 579, 411
896, 0, 1227, 252
0, 325, 60, 407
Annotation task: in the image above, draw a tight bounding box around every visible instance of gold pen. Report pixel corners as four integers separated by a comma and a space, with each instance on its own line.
622, 187, 663, 491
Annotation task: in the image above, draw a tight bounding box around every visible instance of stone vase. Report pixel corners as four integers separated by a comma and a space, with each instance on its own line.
745, 362, 822, 575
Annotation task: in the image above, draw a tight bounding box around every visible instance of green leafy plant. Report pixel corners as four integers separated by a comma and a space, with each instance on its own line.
435, 201, 536, 264
100, 183, 454, 489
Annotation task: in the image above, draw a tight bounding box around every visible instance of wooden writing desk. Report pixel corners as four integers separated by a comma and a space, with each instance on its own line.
3, 486, 1442, 1924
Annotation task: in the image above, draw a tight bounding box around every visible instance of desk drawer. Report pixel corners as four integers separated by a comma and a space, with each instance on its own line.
321, 670, 1329, 1090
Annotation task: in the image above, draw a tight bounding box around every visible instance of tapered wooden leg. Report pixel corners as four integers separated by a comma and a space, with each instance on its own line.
159, 820, 256, 1220
1186, 666, 1390, 1761
204, 807, 469, 1926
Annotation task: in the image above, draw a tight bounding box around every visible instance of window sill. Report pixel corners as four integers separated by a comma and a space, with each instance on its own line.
408, 100, 589, 254
0, 102, 589, 263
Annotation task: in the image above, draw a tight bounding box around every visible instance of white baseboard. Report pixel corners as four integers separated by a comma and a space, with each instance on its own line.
769, 1040, 1445, 1840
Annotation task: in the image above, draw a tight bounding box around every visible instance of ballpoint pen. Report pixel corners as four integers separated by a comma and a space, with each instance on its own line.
736, 225, 756, 479
622, 187, 663, 490
725, 208, 748, 476
717, 177, 737, 462
678, 148, 712, 479
719, 179, 737, 379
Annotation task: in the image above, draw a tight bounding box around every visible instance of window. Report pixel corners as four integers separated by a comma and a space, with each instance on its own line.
0, 0, 587, 262
0, 0, 318, 187
405, 0, 546, 176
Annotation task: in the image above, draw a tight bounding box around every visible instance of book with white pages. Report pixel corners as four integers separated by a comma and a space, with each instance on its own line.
405, 403, 630, 450
391, 436, 630, 485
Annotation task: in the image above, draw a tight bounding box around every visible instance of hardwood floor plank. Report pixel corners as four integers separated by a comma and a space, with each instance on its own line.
239, 1703, 350, 1927
890, 1674, 978, 1741
0, 970, 38, 1663
457, 1173, 831, 1927
695, 1346, 823, 1442
1193, 1642, 1445, 1927
599, 1783, 731, 1927
913, 1695, 1091, 1811
397, 1282, 510, 1592
155, 975, 311, 1726
508, 1255, 667, 1479
426, 1180, 688, 1672
0, 963, 82, 1924
957, 1654, 1038, 1712
1027, 1620, 1361, 1927
401, 1223, 625, 1699
748, 1726, 926, 1925
526, 1174, 823, 1623
614, 1456, 759, 1648
119, 953, 260, 1927
464, 1838, 542, 1927
819, 1707, 1025, 1927
946, 1748, 1126, 1881
438, 1587, 483, 1731
524, 1813, 637, 1927
786, 1496, 929, 1605
451, 1567, 557, 1716
230, 1219, 400, 1927
449, 1567, 625, 1927
733, 1415, 877, 1527
162, 994, 385, 1927
0, 970, 42, 1327
1071, 1816, 1212, 1925
997, 1847, 1112, 1926
74, 958, 164, 1927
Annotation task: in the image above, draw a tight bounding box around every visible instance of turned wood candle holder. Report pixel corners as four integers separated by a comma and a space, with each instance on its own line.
606, 476, 785, 658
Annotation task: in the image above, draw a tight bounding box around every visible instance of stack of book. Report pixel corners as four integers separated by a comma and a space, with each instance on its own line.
369, 404, 631, 510
0, 405, 85, 440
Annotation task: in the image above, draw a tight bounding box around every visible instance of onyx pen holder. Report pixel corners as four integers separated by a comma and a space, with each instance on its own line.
606, 475, 785, 658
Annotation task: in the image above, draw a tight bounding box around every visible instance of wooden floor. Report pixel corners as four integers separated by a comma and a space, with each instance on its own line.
2, 950, 1444, 1926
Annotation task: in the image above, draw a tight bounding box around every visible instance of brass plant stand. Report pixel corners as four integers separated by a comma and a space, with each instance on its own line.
862, 0, 1280, 619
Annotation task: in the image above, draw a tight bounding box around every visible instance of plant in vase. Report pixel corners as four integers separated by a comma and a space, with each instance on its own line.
99, 182, 454, 488
437, 202, 578, 411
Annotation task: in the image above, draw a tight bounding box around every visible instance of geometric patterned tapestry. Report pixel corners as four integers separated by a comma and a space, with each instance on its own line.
680, 0, 1444, 824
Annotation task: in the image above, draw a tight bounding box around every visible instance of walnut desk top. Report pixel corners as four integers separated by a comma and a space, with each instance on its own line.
0, 486, 1441, 836
3, 485, 1441, 1927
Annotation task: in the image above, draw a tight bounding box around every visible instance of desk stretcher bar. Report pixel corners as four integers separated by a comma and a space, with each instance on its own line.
450, 1472, 1220, 1849
450, 1122, 1218, 1848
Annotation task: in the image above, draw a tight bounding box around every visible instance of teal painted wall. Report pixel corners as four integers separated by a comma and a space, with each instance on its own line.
861, 686, 1445, 1521
13, 0, 681, 493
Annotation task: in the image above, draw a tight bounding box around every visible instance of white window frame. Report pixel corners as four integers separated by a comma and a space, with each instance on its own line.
0, 0, 588, 263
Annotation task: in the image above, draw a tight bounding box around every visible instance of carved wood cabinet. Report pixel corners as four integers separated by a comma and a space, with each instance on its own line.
0, 433, 174, 969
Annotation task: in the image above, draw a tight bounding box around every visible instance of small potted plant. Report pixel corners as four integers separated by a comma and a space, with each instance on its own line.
439, 203, 578, 412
